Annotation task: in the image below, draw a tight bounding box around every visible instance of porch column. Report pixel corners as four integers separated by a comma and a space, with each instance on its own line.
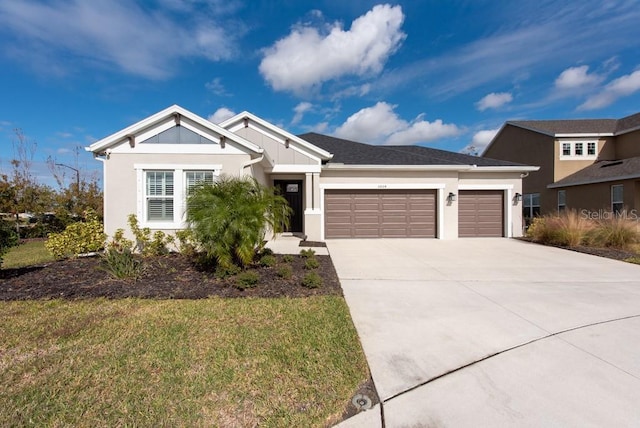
305, 173, 313, 210
312, 172, 320, 210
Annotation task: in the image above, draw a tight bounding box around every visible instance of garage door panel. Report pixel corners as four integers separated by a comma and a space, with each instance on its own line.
325, 189, 436, 238
458, 190, 503, 237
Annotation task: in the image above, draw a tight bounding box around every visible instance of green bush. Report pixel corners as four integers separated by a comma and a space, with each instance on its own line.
304, 256, 320, 270
259, 247, 274, 256
259, 254, 277, 267
282, 254, 294, 263
108, 228, 134, 252
175, 229, 197, 256
215, 263, 242, 279
100, 247, 143, 279
0, 220, 19, 267
588, 218, 640, 249
45, 211, 105, 259
186, 176, 292, 269
235, 271, 259, 289
127, 214, 174, 256
301, 271, 322, 288
276, 264, 293, 279
299, 248, 316, 258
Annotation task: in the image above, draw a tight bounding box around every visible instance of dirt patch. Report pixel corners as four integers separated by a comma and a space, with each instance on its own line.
0, 253, 342, 301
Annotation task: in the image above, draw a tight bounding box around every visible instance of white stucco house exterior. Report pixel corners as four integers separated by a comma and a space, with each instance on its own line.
86, 105, 538, 241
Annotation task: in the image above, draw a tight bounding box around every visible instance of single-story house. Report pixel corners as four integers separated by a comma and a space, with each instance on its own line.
86, 105, 538, 241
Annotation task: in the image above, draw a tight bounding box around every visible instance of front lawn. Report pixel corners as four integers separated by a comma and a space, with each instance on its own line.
0, 297, 369, 427
1, 240, 55, 269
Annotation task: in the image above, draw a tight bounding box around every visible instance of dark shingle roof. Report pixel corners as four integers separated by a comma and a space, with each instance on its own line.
509, 111, 640, 135
550, 156, 640, 188
298, 133, 523, 167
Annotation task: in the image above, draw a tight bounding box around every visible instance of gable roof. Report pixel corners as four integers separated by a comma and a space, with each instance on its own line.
506, 111, 640, 137
548, 156, 640, 188
220, 111, 333, 161
86, 105, 263, 155
299, 133, 532, 169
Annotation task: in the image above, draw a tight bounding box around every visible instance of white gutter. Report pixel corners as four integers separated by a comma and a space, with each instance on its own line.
240, 155, 264, 175
322, 164, 539, 173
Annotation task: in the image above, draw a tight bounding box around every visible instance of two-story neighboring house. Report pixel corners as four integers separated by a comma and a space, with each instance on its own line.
483, 112, 640, 222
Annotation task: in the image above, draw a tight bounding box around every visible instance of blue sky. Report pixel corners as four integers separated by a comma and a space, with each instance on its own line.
1, 0, 639, 187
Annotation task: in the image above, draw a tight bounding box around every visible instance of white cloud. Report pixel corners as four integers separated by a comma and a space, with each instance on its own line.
205, 77, 231, 96
334, 102, 461, 145
463, 128, 500, 155
555, 65, 602, 89
476, 92, 513, 111
579, 69, 640, 110
291, 102, 313, 125
259, 4, 405, 94
208, 107, 236, 124
0, 1, 237, 79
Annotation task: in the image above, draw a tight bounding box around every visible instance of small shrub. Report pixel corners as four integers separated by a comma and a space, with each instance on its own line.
299, 248, 316, 258
588, 217, 640, 249
625, 257, 640, 265
301, 271, 322, 288
108, 228, 134, 252
276, 265, 293, 279
216, 263, 242, 278
127, 214, 174, 256
175, 229, 197, 256
259, 247, 274, 256
235, 271, 259, 289
304, 256, 320, 270
0, 220, 19, 267
100, 247, 143, 279
260, 254, 277, 267
282, 254, 294, 263
45, 211, 106, 259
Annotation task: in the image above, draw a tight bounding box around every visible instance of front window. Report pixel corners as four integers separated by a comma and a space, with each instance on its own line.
186, 171, 214, 195
587, 142, 596, 156
562, 143, 571, 156
557, 190, 566, 213
146, 171, 174, 221
612, 184, 624, 214
574, 143, 583, 156
559, 140, 597, 160
523, 193, 541, 220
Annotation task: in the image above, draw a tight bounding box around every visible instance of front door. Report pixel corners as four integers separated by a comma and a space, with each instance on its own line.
274, 180, 303, 233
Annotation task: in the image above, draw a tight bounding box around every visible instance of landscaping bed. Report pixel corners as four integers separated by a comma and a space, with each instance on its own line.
0, 252, 342, 301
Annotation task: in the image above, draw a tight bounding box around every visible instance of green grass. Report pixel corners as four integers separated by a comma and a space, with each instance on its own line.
0, 297, 368, 427
2, 240, 55, 269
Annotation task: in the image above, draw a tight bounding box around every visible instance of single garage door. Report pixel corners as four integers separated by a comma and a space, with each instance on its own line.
325, 189, 436, 238
458, 190, 504, 237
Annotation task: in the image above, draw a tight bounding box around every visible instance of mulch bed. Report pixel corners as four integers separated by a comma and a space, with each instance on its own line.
517, 237, 639, 261
0, 253, 342, 301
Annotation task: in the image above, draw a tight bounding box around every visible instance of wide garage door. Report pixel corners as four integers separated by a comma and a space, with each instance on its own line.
458, 190, 504, 237
324, 189, 436, 238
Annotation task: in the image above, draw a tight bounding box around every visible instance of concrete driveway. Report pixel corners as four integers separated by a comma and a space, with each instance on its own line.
328, 238, 640, 427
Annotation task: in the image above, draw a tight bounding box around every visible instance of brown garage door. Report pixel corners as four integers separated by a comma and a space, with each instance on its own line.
458, 190, 504, 237
324, 189, 436, 238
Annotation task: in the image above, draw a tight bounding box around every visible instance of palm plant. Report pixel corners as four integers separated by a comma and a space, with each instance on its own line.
186, 175, 292, 269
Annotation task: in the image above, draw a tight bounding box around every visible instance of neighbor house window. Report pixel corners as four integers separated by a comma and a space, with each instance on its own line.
557, 190, 566, 213
186, 171, 214, 195
523, 193, 540, 219
612, 184, 624, 214
146, 171, 174, 221
574, 142, 583, 156
559, 140, 598, 159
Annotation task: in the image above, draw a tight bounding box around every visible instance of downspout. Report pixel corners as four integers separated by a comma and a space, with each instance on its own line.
240, 155, 264, 176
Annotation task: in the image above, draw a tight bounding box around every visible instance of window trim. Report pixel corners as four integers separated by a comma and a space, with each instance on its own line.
559, 140, 598, 160
135, 164, 221, 229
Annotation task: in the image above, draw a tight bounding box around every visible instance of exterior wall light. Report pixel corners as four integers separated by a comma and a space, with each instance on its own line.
448, 192, 457, 202
514, 192, 523, 202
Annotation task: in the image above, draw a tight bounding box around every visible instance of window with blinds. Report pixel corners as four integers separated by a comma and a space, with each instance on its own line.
185, 171, 214, 195
146, 171, 174, 221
